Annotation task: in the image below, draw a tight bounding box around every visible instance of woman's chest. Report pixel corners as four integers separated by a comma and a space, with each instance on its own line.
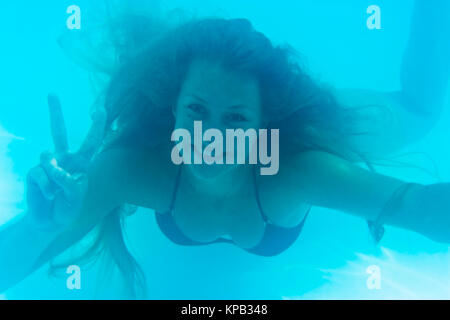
172, 186, 265, 249
171, 173, 310, 249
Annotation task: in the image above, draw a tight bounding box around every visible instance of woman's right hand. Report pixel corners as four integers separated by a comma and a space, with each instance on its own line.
25, 94, 107, 233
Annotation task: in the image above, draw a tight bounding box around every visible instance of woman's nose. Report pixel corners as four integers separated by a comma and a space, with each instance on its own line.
200, 118, 227, 134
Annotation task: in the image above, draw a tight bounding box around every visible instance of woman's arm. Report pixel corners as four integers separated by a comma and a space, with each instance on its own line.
335, 0, 450, 158
292, 150, 450, 243
0, 213, 63, 292
0, 147, 127, 293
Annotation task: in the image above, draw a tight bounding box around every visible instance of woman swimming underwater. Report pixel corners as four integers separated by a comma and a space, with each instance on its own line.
0, 0, 449, 298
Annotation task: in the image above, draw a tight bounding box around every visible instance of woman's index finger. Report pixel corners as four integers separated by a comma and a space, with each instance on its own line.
48, 93, 69, 154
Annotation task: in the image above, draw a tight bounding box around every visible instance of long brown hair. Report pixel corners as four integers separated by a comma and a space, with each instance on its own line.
48, 17, 372, 298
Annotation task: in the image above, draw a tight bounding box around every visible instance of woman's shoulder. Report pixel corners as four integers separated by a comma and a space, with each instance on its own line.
92, 143, 180, 212
255, 149, 348, 226
255, 153, 313, 227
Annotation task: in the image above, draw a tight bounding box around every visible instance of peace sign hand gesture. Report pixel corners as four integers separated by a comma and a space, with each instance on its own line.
25, 94, 107, 232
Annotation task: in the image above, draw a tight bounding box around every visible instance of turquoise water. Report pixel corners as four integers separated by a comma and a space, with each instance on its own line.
1, 0, 449, 299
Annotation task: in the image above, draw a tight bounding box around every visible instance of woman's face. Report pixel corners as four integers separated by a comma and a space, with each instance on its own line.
173, 59, 264, 180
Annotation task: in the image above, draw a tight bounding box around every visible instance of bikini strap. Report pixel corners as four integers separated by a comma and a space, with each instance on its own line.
167, 163, 183, 213
168, 164, 268, 223
368, 182, 420, 243
252, 165, 270, 223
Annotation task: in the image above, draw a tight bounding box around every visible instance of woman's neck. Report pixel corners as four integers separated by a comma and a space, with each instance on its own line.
183, 164, 255, 200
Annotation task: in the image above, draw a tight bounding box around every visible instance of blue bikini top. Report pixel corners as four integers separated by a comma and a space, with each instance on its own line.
154, 163, 310, 256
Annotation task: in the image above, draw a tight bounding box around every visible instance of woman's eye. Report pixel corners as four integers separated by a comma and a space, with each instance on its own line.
187, 104, 206, 114
227, 113, 247, 122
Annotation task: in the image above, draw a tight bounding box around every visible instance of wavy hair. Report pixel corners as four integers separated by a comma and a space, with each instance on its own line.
47, 17, 373, 298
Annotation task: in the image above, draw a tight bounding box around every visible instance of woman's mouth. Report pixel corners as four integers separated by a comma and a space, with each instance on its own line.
193, 144, 224, 161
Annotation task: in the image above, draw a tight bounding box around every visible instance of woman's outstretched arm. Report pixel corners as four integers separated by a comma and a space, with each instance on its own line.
0, 147, 127, 293
335, 0, 450, 158
0, 93, 127, 292
0, 212, 64, 292
292, 150, 450, 243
